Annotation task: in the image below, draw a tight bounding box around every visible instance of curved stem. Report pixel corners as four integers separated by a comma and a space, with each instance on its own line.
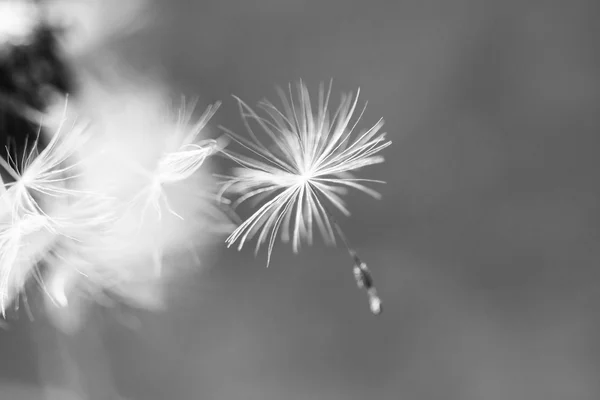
312, 189, 383, 315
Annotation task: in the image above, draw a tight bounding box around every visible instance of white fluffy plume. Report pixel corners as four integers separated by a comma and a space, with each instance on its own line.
0, 79, 229, 320
220, 80, 391, 265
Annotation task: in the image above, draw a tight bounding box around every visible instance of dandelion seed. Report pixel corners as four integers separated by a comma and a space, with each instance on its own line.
0, 211, 55, 315
220, 80, 390, 314
125, 103, 220, 222
157, 141, 217, 183
0, 100, 92, 220
221, 81, 390, 259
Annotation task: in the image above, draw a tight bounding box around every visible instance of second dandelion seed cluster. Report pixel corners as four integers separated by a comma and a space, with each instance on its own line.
0, 80, 390, 321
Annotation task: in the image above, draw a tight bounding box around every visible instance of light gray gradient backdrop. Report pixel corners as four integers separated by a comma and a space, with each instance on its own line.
2, 0, 600, 399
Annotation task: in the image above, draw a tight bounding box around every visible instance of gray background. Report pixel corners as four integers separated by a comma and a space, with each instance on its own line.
2, 0, 600, 398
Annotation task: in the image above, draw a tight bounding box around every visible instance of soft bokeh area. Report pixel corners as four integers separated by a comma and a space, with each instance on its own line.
2, 0, 600, 399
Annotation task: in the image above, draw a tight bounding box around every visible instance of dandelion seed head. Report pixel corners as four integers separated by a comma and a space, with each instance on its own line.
221, 80, 391, 263
35, 79, 228, 318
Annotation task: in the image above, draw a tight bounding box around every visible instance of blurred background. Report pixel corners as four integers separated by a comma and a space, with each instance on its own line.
2, 0, 600, 398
